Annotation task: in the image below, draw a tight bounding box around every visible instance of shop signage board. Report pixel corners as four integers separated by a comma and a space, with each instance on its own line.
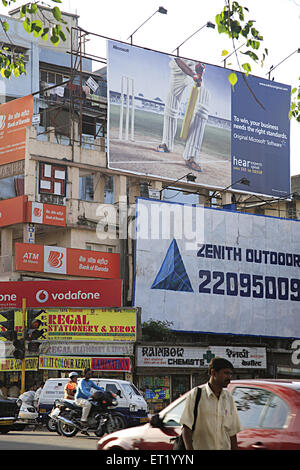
0, 95, 33, 165
107, 41, 290, 198
0, 279, 122, 309
134, 198, 300, 338
42, 341, 134, 356
26, 201, 66, 226
137, 345, 266, 369
14, 242, 120, 279
1, 308, 136, 342
45, 308, 136, 342
0, 195, 27, 227
0, 357, 38, 372
0, 196, 66, 228
39, 356, 131, 371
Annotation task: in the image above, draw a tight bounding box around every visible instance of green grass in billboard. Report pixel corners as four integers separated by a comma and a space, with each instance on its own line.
109, 104, 230, 161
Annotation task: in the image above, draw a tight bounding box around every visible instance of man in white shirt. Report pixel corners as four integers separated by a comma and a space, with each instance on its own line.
180, 357, 242, 450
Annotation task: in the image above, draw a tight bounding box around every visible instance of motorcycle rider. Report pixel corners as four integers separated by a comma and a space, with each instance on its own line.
64, 372, 78, 400
75, 368, 104, 431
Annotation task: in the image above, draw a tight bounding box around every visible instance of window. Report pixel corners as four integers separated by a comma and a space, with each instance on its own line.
106, 383, 119, 394
162, 398, 186, 427
79, 174, 94, 201
232, 387, 289, 429
104, 176, 114, 204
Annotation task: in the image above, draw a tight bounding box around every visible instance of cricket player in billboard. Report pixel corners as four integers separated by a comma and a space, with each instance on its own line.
107, 40, 290, 198
157, 58, 209, 173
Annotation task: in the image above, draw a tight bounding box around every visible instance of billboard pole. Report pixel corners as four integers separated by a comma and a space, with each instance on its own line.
21, 298, 26, 394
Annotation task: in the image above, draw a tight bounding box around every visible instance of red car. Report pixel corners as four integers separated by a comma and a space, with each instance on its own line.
97, 379, 300, 450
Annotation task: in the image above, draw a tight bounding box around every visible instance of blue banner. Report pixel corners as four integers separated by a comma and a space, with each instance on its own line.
231, 74, 291, 197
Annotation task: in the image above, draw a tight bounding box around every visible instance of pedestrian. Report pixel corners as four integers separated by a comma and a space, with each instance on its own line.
34, 382, 45, 408
19, 384, 38, 406
157, 57, 209, 173
0, 381, 8, 399
180, 357, 242, 450
64, 372, 78, 400
8, 381, 20, 398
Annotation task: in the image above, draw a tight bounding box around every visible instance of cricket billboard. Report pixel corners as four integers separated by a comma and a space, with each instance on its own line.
133, 198, 300, 338
107, 40, 291, 198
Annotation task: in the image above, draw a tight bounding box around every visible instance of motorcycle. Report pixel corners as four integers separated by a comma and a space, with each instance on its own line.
51, 390, 126, 437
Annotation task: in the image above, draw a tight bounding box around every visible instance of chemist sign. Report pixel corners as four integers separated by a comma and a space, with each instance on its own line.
137, 346, 266, 369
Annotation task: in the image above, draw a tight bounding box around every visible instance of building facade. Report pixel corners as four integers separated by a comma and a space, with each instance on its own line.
0, 6, 299, 408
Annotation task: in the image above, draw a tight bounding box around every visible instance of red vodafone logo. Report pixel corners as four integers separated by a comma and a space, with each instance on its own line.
36, 289, 49, 304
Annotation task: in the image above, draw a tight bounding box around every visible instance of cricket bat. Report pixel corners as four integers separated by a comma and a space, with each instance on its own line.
180, 85, 199, 141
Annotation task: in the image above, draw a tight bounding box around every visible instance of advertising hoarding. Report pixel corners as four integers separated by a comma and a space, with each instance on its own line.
0, 95, 33, 165
14, 242, 120, 279
0, 279, 122, 308
107, 40, 290, 198
133, 198, 300, 338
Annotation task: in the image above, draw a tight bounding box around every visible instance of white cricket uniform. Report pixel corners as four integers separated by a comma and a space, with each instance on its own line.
161, 58, 210, 163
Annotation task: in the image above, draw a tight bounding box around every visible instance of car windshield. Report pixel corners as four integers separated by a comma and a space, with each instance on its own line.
122, 383, 140, 396
161, 397, 187, 427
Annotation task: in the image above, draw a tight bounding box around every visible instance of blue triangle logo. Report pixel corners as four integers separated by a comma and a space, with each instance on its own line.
151, 239, 194, 292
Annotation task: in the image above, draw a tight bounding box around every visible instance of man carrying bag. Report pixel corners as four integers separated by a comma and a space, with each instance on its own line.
179, 357, 242, 450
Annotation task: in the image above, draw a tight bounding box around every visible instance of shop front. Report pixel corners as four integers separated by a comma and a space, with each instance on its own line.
0, 306, 139, 391
136, 344, 267, 413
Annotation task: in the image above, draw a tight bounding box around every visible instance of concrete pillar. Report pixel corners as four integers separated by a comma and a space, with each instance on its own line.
93, 173, 106, 203
1, 228, 13, 272
221, 191, 232, 206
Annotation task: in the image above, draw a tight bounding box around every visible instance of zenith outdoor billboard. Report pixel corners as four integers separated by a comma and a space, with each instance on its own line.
133, 198, 300, 338
107, 40, 291, 198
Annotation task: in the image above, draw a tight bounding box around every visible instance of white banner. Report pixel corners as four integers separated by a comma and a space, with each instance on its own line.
137, 345, 266, 369
134, 199, 300, 338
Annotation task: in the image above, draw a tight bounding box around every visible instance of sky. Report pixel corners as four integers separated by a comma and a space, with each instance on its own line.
1, 0, 300, 175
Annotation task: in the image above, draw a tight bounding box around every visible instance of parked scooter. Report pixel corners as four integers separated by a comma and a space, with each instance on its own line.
50, 390, 126, 437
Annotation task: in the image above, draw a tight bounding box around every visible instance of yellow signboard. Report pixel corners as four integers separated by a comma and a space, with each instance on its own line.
0, 357, 38, 372
46, 308, 136, 342
0, 308, 137, 342
39, 356, 91, 370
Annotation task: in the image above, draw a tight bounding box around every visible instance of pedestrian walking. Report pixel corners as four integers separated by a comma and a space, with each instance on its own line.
180, 357, 242, 450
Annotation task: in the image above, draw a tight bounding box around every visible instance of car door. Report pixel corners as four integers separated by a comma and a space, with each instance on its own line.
231, 386, 292, 450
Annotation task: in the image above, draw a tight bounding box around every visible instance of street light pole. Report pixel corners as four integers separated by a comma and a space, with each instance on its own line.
172, 21, 215, 56
127, 6, 167, 45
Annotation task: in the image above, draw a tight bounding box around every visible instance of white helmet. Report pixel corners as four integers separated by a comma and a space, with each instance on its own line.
69, 371, 78, 378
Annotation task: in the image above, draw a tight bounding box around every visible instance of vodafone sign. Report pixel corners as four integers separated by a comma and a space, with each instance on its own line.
0, 279, 122, 308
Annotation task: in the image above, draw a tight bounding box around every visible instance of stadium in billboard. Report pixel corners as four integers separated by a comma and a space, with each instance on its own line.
107, 40, 291, 198
133, 198, 300, 338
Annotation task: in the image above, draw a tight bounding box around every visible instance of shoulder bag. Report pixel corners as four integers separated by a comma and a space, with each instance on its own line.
171, 386, 202, 450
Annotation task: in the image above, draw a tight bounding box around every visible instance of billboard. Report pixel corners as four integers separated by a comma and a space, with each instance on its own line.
0, 95, 33, 165
107, 40, 290, 198
133, 198, 300, 338
0, 279, 122, 309
14, 243, 120, 279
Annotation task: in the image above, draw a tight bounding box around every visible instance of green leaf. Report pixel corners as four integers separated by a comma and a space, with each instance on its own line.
228, 72, 238, 87
52, 6, 62, 22
50, 34, 60, 46
221, 50, 229, 56
23, 18, 31, 34
242, 62, 251, 75
2, 20, 9, 32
